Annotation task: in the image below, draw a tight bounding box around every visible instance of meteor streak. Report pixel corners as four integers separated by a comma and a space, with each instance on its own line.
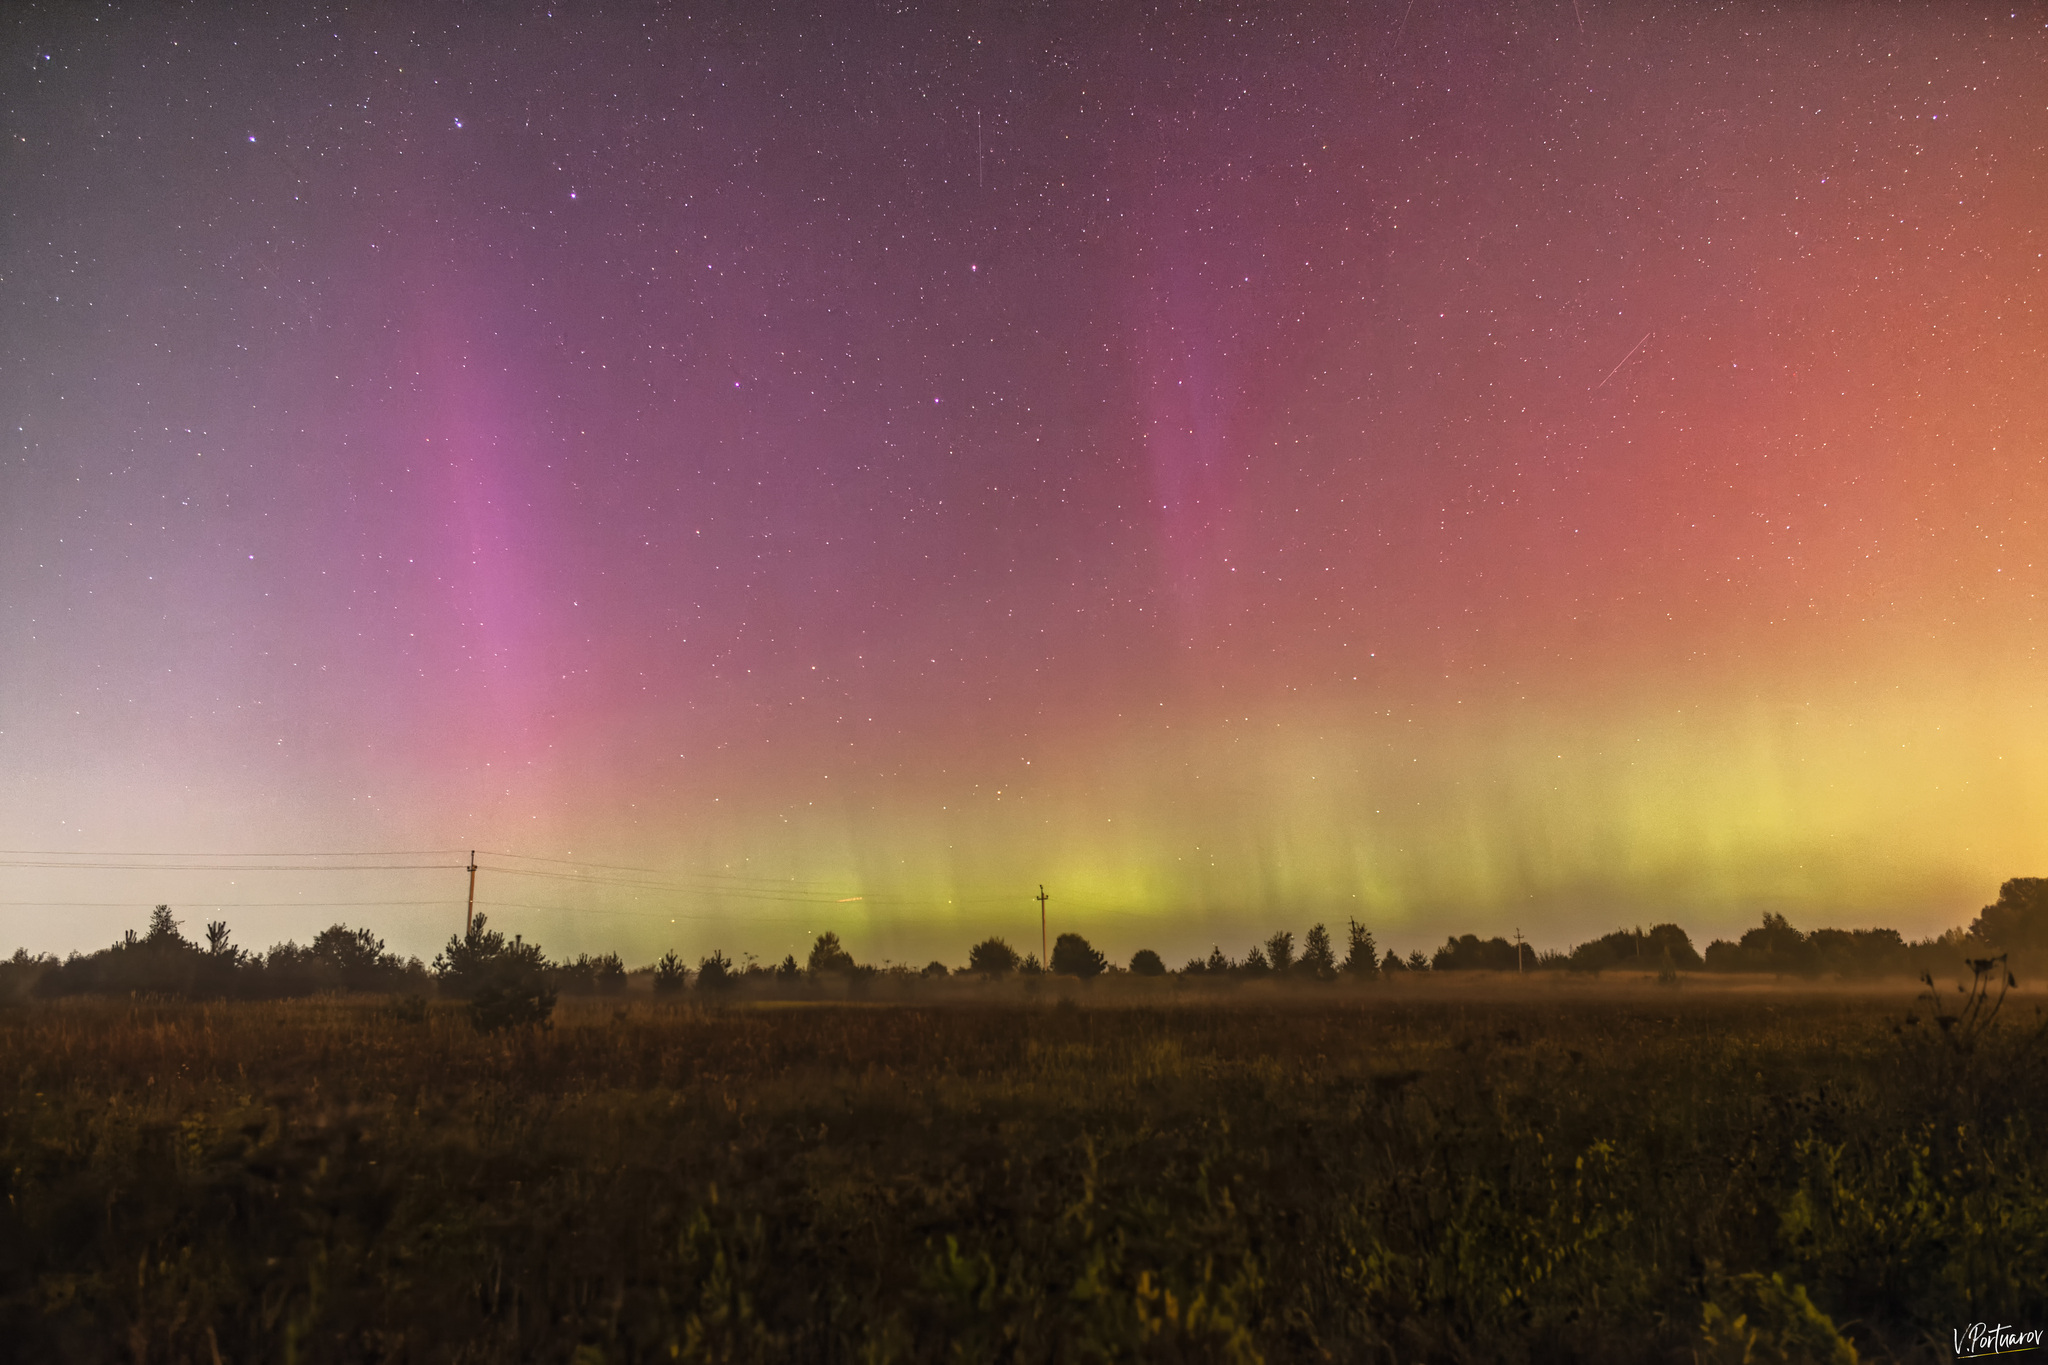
1593, 331, 1653, 390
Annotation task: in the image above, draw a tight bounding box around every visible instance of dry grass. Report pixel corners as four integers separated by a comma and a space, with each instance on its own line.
3, 981, 2043, 1362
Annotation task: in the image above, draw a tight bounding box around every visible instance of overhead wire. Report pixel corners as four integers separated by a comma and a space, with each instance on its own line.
0, 900, 462, 908
0, 848, 1048, 917
0, 860, 462, 872
478, 862, 859, 900
472, 898, 824, 924
0, 848, 464, 859
478, 849, 844, 890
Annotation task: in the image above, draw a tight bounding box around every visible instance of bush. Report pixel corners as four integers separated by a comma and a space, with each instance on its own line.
967, 937, 1021, 975
652, 950, 688, 994
808, 932, 856, 975
697, 950, 736, 994
1128, 948, 1166, 977
0, 948, 52, 1004
1697, 1271, 1857, 1365
1050, 933, 1106, 979
1432, 934, 1523, 972
256, 924, 425, 996
555, 952, 628, 996
434, 915, 556, 1032
469, 976, 556, 1033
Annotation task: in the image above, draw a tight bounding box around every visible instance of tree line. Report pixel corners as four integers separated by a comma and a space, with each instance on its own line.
5, 879, 2044, 1028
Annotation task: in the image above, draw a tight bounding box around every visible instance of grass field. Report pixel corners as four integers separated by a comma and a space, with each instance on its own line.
4, 975, 2043, 1362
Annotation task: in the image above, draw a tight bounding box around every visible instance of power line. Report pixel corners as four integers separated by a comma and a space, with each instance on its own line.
479, 870, 953, 910
0, 860, 461, 872
477, 863, 926, 905
480, 862, 853, 899
0, 848, 463, 858
473, 898, 824, 924
0, 900, 463, 909
0, 848, 1032, 915
479, 849, 844, 889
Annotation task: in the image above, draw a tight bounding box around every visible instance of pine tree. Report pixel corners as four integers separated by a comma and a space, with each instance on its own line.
1300, 923, 1337, 977
808, 932, 856, 974
652, 950, 688, 994
1342, 918, 1380, 977
1265, 930, 1295, 973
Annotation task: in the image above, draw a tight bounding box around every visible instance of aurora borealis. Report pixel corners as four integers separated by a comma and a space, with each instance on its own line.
4, 3, 2044, 968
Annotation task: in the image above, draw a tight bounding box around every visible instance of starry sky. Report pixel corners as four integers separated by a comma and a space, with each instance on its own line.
4, 1, 2045, 967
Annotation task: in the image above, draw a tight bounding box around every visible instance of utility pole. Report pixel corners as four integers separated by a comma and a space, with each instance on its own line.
1514, 927, 1525, 975
1036, 884, 1049, 966
466, 850, 478, 938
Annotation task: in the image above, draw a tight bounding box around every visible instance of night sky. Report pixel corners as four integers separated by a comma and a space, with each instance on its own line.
4, 2, 2045, 968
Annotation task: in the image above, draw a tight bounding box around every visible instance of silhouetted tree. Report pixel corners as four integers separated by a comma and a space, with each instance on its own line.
967, 936, 1021, 975
196, 919, 249, 994
775, 953, 802, 981
1020, 953, 1044, 975
1051, 932, 1107, 979
470, 970, 556, 1031
1806, 928, 1906, 976
652, 950, 688, 994
1265, 930, 1296, 974
1405, 950, 1429, 972
1381, 949, 1408, 973
434, 914, 503, 992
808, 931, 856, 974
300, 924, 421, 992
1300, 924, 1337, 978
696, 950, 735, 993
1242, 944, 1271, 976
1342, 920, 1379, 978
145, 904, 188, 950
1433, 935, 1522, 971
1206, 945, 1232, 974
1128, 948, 1166, 977
1567, 924, 1703, 974
1970, 878, 2048, 951
554, 952, 628, 995
1705, 913, 1822, 975
1648, 924, 1704, 970
0, 947, 52, 1003
435, 914, 554, 1030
